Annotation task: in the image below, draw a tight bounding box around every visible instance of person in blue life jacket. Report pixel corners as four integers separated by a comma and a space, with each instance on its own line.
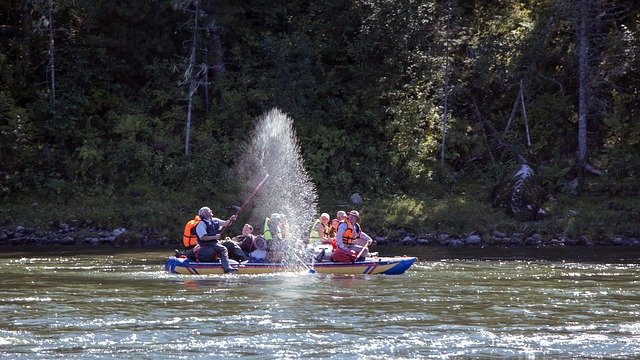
193, 206, 237, 273
335, 210, 372, 258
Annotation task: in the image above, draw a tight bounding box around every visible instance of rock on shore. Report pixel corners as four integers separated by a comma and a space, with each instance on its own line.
1, 223, 638, 248
0, 221, 170, 248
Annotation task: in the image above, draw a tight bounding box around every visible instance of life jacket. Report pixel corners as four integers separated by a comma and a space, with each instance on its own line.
263, 217, 282, 241
197, 218, 221, 245
182, 215, 201, 249
339, 219, 360, 246
309, 219, 329, 244
263, 217, 272, 241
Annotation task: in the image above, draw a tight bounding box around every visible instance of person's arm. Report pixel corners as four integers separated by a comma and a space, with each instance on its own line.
336, 223, 348, 249
359, 231, 373, 245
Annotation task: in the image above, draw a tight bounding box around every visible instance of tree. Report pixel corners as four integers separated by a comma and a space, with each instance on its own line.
174, 0, 209, 156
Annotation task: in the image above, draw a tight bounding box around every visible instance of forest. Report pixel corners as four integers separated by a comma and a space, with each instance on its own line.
1, 0, 639, 242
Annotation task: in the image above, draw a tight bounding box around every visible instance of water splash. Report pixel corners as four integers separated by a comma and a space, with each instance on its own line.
234, 108, 318, 265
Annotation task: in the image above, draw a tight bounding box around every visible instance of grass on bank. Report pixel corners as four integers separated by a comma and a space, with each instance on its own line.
2, 179, 639, 245
359, 192, 640, 241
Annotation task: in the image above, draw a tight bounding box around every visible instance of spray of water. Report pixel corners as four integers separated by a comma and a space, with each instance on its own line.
234, 108, 318, 266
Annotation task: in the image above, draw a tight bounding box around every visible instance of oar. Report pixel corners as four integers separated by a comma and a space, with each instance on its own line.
292, 251, 316, 274
220, 174, 270, 235
353, 242, 370, 263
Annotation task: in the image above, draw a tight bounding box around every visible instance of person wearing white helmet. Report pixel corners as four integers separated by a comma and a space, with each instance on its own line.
309, 213, 331, 245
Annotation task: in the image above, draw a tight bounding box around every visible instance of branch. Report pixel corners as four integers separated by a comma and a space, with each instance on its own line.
472, 100, 528, 166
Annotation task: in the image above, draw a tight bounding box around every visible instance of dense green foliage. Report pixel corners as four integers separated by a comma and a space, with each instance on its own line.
1, 1, 639, 239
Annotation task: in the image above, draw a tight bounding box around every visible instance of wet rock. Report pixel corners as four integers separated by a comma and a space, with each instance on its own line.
493, 237, 511, 245
627, 238, 640, 246
525, 234, 542, 246
100, 236, 115, 244
492, 164, 545, 221
401, 236, 415, 245
142, 238, 158, 246
374, 236, 390, 245
564, 238, 578, 246
613, 237, 624, 245
416, 238, 430, 245
493, 231, 507, 239
112, 228, 127, 238
15, 225, 25, 234
466, 235, 482, 245
54, 236, 75, 245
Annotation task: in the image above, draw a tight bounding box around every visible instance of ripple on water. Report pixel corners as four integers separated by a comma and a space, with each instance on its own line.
1, 251, 640, 358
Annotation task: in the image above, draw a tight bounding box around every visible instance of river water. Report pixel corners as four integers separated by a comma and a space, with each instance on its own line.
1, 246, 639, 359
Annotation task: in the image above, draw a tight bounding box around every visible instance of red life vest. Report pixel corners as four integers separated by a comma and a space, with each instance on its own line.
182, 215, 201, 249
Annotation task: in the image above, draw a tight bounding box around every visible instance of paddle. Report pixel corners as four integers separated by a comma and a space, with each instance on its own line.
219, 174, 270, 236
353, 241, 370, 263
292, 251, 316, 274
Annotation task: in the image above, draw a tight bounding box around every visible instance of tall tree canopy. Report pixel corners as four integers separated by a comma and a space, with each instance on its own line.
1, 0, 639, 199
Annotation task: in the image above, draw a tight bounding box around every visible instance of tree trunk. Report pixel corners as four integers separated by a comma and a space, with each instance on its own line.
210, 28, 226, 77
440, 13, 451, 165
184, 0, 199, 157
21, 0, 33, 67
47, 0, 56, 117
577, 0, 589, 165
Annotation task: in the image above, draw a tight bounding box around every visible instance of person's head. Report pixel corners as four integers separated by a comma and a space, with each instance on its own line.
242, 223, 253, 236
270, 213, 281, 223
336, 210, 347, 221
198, 206, 213, 219
320, 213, 330, 224
330, 218, 339, 230
348, 210, 360, 223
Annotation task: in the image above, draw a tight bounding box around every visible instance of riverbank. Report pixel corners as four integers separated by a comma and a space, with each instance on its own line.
1, 222, 639, 249
2, 183, 639, 249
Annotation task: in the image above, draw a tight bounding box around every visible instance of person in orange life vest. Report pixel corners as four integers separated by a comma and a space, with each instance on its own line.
178, 215, 201, 259
194, 206, 237, 273
336, 210, 372, 257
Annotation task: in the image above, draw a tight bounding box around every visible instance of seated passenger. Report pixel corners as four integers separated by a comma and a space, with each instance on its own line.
328, 218, 340, 241
309, 213, 331, 245
263, 213, 284, 242
234, 224, 256, 254
333, 210, 372, 262
220, 236, 249, 262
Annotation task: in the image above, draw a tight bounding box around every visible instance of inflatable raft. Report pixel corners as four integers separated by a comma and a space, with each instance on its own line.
164, 255, 417, 275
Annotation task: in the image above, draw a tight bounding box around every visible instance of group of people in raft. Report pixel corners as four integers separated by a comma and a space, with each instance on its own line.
179, 207, 373, 273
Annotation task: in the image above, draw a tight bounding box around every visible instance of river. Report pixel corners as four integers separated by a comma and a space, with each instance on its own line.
1, 246, 639, 359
